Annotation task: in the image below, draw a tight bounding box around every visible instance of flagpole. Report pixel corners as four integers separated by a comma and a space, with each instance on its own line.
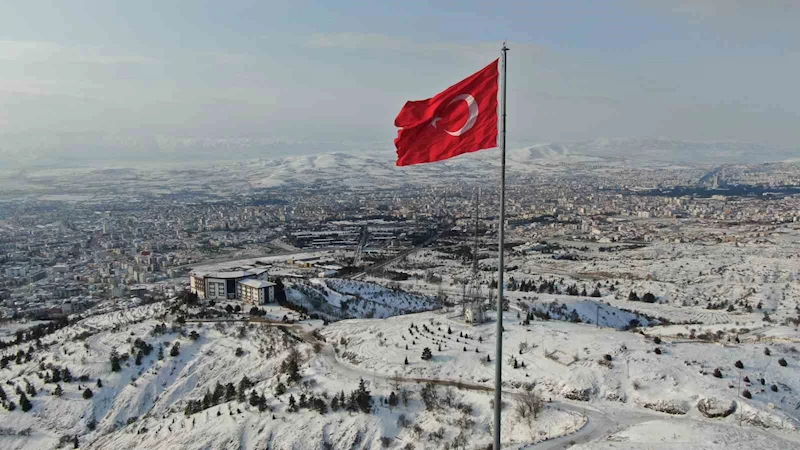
494, 42, 509, 450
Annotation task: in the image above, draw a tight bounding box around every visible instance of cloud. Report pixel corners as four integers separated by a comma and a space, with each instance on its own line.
306, 32, 541, 57
662, 0, 800, 17
0, 40, 158, 65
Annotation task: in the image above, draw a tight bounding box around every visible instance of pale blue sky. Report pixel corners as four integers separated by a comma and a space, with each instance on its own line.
1, 0, 799, 161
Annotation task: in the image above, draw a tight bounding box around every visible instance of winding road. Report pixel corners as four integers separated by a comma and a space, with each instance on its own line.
301, 325, 658, 449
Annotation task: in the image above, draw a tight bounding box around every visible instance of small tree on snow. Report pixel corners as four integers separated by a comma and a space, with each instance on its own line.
421, 347, 433, 361
19, 392, 32, 412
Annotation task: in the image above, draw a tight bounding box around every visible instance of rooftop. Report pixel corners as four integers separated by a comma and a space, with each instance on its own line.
238, 279, 276, 289
192, 267, 268, 279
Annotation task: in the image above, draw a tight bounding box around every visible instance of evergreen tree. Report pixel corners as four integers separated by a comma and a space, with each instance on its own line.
170, 343, 180, 357
19, 392, 32, 412
212, 382, 224, 404
313, 397, 327, 414
258, 395, 268, 412
25, 380, 36, 397
158, 346, 164, 360
82, 388, 93, 399
388, 391, 399, 409
355, 379, 372, 413
53, 384, 63, 397
286, 357, 301, 383
184, 400, 197, 416
225, 383, 237, 402
421, 347, 433, 361
404, 356, 409, 365
346, 391, 358, 412
331, 395, 340, 411
96, 378, 103, 388
203, 390, 212, 410
0, 385, 5, 402
51, 369, 62, 383
249, 391, 261, 407
63, 368, 72, 382
288, 394, 298, 412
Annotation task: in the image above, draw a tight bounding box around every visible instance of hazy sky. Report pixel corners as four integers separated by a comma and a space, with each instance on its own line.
2, 0, 800, 160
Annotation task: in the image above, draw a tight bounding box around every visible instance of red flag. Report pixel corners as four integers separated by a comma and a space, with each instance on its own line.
394, 59, 499, 166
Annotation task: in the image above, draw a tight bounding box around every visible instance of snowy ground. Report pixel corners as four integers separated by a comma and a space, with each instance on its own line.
285, 278, 439, 320
322, 310, 800, 434
1, 225, 799, 449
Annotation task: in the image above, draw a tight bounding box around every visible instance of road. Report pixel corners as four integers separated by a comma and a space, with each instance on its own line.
227, 318, 655, 449
302, 327, 657, 449
350, 228, 447, 280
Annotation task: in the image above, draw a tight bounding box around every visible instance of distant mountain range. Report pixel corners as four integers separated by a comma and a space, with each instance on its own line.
0, 134, 795, 170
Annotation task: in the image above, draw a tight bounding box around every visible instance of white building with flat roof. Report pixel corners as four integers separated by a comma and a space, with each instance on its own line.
237, 279, 276, 305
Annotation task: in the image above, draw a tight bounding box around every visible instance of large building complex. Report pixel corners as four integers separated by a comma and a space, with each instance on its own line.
189, 268, 274, 303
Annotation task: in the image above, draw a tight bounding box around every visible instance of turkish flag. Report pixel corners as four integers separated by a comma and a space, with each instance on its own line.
394, 59, 499, 166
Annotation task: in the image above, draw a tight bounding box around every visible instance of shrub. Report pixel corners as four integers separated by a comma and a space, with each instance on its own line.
654, 347, 662, 355
764, 348, 771, 356
742, 389, 751, 399
778, 358, 788, 367
771, 384, 778, 392
82, 389, 93, 399
653, 337, 661, 345
604, 354, 613, 361
713, 368, 723, 378
734, 360, 744, 369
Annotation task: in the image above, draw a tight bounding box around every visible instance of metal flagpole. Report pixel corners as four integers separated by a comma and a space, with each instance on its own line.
494, 42, 509, 450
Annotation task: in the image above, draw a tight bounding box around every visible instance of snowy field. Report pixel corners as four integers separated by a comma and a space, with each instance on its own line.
1, 223, 799, 449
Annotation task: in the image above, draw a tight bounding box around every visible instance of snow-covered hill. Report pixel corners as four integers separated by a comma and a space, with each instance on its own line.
284, 278, 439, 320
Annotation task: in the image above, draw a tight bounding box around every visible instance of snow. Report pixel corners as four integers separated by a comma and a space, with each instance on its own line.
572, 418, 800, 449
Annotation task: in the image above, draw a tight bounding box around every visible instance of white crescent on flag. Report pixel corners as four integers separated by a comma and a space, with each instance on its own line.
444, 94, 479, 137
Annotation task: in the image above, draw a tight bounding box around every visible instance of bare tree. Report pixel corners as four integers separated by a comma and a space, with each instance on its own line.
515, 390, 543, 422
